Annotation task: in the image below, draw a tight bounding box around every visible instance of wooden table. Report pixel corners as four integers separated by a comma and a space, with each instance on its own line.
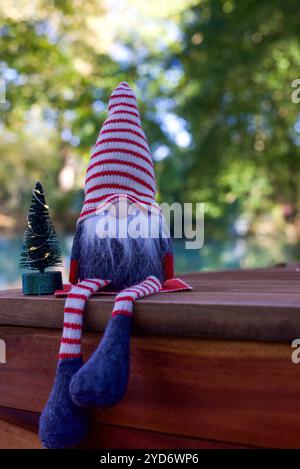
0, 267, 299, 448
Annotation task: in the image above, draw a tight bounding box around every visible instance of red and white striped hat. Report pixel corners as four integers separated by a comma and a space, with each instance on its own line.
78, 82, 159, 224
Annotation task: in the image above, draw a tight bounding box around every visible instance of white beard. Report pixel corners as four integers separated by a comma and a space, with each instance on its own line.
78, 209, 171, 289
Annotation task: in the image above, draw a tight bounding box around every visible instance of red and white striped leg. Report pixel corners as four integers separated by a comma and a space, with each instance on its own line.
59, 279, 110, 359
112, 275, 162, 318
68, 275, 162, 408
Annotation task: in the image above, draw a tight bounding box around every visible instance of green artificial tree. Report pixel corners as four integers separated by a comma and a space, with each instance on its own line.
20, 182, 63, 295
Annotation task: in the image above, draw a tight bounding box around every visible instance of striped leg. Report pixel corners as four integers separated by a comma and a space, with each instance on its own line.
59, 279, 110, 359
39, 278, 109, 449
112, 275, 162, 317
70, 276, 162, 408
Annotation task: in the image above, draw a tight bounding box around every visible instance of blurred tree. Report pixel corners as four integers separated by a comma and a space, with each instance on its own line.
0, 0, 137, 219
0, 0, 300, 253
152, 0, 300, 243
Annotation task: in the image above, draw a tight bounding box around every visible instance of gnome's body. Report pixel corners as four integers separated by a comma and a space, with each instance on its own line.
39, 83, 174, 448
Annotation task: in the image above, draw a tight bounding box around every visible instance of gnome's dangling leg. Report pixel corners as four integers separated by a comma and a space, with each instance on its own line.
69, 275, 161, 408
39, 279, 109, 449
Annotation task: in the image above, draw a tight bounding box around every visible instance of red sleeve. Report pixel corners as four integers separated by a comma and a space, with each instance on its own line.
69, 259, 79, 284
163, 253, 174, 280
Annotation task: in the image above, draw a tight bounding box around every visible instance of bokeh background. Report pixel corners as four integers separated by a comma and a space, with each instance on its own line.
0, 0, 300, 288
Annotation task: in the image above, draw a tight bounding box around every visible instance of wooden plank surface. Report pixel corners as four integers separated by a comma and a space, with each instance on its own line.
0, 406, 248, 449
0, 418, 41, 449
0, 406, 39, 433
0, 268, 300, 341
0, 326, 298, 448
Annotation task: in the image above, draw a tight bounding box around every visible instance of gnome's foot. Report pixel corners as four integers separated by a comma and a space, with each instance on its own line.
70, 315, 132, 408
39, 358, 89, 449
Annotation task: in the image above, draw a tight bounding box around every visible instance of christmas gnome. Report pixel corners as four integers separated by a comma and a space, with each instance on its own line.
39, 82, 174, 448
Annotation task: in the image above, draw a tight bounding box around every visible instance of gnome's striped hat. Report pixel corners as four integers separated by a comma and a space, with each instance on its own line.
78, 82, 158, 223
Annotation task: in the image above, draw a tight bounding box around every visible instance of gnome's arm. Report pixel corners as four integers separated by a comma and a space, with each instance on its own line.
69, 223, 83, 284
161, 237, 174, 280
163, 252, 174, 280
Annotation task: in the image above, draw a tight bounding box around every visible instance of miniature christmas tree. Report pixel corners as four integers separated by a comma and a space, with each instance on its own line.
20, 182, 63, 294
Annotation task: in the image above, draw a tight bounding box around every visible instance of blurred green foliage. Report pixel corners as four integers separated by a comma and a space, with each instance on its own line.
170, 0, 300, 243
0, 0, 300, 250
